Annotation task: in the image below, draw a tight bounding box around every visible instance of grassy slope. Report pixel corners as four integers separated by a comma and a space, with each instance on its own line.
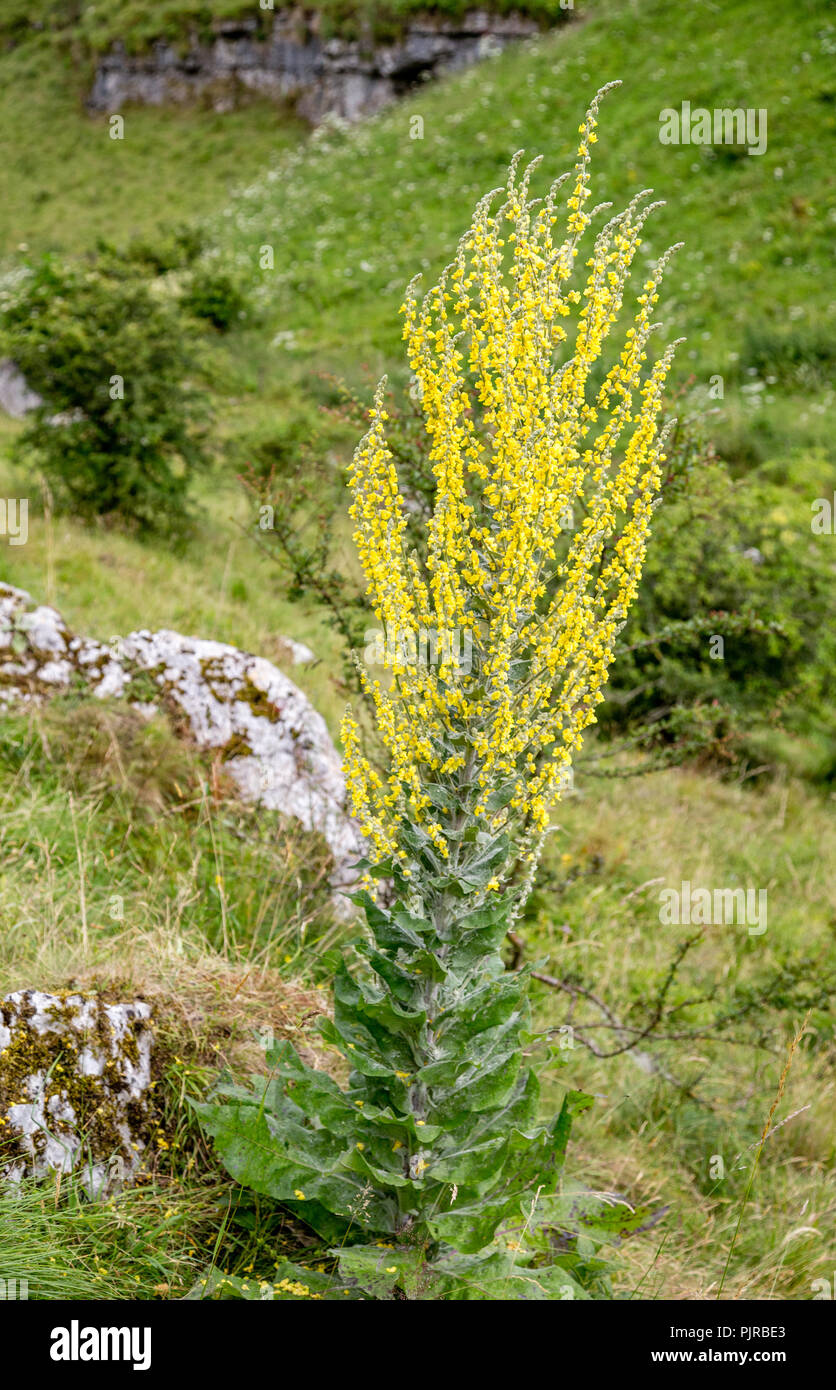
0, 36, 304, 259
207, 0, 836, 464
0, 0, 834, 1300
534, 764, 836, 1299
3, 0, 834, 716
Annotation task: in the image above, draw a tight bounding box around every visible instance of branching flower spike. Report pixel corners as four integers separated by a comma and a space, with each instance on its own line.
343, 81, 683, 905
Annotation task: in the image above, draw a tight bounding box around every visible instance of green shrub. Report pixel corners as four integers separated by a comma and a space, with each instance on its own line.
117, 223, 207, 275
182, 266, 249, 331
604, 441, 836, 776
0, 256, 209, 537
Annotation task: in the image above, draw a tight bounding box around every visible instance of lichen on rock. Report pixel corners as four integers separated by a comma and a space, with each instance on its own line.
0, 990, 153, 1197
0, 582, 362, 901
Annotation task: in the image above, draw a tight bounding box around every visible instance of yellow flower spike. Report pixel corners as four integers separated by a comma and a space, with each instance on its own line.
343, 86, 679, 898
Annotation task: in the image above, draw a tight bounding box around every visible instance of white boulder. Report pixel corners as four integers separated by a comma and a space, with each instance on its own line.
0, 582, 362, 897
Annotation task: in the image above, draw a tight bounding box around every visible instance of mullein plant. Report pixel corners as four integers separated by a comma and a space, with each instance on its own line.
196, 84, 682, 1301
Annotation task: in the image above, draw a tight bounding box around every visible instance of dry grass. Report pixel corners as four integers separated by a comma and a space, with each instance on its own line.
71, 950, 332, 1077
528, 761, 836, 1301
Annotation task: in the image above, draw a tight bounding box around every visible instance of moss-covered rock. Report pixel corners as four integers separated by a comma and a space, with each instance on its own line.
0, 990, 153, 1197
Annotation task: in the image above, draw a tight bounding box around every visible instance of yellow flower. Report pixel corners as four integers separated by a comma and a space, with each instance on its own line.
342, 84, 679, 898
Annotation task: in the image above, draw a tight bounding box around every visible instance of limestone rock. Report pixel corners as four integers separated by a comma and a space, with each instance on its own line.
0, 582, 362, 898
87, 8, 545, 124
0, 990, 153, 1197
0, 358, 42, 419
278, 635, 316, 665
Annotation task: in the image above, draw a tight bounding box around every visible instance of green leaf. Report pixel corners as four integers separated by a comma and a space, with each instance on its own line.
430, 1248, 588, 1302
458, 837, 511, 889
337, 1243, 426, 1300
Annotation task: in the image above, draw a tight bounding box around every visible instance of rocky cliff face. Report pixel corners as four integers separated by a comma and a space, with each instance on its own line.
87, 9, 542, 124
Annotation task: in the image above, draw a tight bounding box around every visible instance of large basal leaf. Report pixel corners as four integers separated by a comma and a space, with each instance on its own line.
428, 1091, 593, 1252
192, 1090, 399, 1233
429, 1248, 589, 1302
337, 1243, 427, 1300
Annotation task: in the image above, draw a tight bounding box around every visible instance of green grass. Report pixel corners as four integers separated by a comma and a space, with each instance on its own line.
202, 0, 836, 465
0, 0, 572, 52
0, 1174, 219, 1300
0, 37, 304, 259
0, 695, 348, 1299
0, 697, 343, 980
528, 762, 836, 1298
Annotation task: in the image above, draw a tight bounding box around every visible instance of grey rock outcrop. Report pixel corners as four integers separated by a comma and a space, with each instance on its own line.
88, 9, 543, 123
0, 582, 362, 897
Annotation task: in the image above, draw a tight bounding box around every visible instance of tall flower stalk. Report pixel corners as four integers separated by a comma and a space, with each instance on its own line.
197, 85, 682, 1301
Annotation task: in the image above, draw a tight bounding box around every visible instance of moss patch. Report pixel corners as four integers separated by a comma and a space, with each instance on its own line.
0, 992, 153, 1170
